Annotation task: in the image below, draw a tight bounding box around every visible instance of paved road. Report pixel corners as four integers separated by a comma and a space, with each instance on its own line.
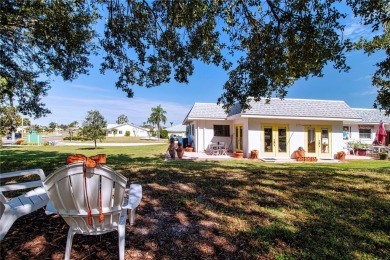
1, 138, 165, 147
57, 141, 165, 146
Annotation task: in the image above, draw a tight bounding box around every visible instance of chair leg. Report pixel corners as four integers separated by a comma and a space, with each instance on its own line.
127, 184, 142, 225
0, 210, 17, 241
65, 228, 75, 260
118, 224, 125, 260
129, 209, 136, 225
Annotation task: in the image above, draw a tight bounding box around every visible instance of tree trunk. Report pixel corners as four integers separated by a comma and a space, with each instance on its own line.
94, 140, 97, 149
11, 131, 15, 144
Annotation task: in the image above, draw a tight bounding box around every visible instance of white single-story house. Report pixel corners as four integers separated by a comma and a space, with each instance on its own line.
183, 98, 390, 159
165, 124, 187, 138
343, 108, 390, 145
107, 123, 150, 137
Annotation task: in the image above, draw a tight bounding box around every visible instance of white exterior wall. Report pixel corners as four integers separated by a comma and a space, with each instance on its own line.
193, 120, 232, 152
344, 124, 390, 146
107, 125, 149, 137
191, 118, 345, 158
288, 123, 305, 157
248, 119, 261, 154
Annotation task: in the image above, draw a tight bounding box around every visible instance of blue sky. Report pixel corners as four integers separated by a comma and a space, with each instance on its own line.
32, 14, 384, 127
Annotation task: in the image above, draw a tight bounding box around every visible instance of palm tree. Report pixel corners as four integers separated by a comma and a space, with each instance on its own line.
147, 105, 167, 139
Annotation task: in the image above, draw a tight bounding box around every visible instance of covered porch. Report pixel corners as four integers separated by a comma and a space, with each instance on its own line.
173, 151, 375, 162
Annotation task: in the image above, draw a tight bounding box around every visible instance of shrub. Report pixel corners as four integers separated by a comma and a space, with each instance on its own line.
125, 131, 130, 136
16, 139, 25, 145
160, 129, 168, 139
63, 136, 87, 141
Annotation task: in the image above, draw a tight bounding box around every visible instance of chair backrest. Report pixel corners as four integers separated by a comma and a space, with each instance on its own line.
43, 162, 127, 235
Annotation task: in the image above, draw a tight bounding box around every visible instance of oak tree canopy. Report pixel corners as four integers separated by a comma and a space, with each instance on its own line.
1, 0, 389, 118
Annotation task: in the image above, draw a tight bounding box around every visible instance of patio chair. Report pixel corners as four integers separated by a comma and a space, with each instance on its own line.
219, 142, 228, 156
210, 143, 220, 156
0, 169, 48, 241
207, 142, 214, 155
43, 162, 142, 260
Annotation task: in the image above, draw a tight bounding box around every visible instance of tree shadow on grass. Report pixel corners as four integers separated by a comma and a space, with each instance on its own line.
1, 148, 389, 259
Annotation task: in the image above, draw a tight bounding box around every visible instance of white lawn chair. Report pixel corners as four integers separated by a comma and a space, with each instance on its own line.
0, 169, 48, 241
43, 162, 142, 260
209, 143, 220, 156
219, 142, 228, 156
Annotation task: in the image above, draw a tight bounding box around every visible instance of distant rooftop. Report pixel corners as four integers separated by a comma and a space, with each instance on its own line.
106, 123, 149, 131
165, 124, 186, 132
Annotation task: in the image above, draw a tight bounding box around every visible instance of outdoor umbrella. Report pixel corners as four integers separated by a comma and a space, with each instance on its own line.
375, 120, 387, 145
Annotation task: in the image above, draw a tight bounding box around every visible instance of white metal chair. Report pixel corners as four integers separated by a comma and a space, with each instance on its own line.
207, 142, 214, 155
43, 162, 142, 260
211, 143, 220, 156
0, 169, 48, 241
219, 142, 228, 156
346, 145, 355, 155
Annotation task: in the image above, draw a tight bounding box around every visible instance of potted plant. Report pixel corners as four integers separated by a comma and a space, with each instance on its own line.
185, 142, 193, 152
233, 151, 244, 158
350, 140, 368, 156
322, 142, 328, 153
176, 142, 184, 159
379, 150, 388, 160
357, 143, 368, 156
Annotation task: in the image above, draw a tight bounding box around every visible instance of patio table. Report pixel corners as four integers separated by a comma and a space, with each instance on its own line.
210, 143, 225, 155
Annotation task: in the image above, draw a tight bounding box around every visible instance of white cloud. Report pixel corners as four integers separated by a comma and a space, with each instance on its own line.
355, 75, 372, 81
33, 95, 192, 126
358, 88, 377, 96
343, 17, 381, 41
69, 83, 111, 92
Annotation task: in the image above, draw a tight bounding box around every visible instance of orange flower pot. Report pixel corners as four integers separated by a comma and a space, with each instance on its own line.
233, 152, 243, 158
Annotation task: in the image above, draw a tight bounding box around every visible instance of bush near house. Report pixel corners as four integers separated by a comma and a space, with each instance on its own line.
125, 131, 130, 136
160, 129, 168, 139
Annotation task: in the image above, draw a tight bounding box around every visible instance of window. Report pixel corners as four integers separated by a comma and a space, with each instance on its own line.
343, 126, 351, 140
118, 130, 123, 134
359, 128, 371, 139
214, 125, 230, 137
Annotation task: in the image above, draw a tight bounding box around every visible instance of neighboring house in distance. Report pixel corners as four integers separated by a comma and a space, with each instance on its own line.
343, 108, 390, 145
107, 123, 150, 137
183, 98, 369, 159
165, 124, 187, 138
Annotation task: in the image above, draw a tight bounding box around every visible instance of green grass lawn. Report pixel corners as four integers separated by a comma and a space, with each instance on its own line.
62, 136, 167, 143
1, 145, 389, 259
